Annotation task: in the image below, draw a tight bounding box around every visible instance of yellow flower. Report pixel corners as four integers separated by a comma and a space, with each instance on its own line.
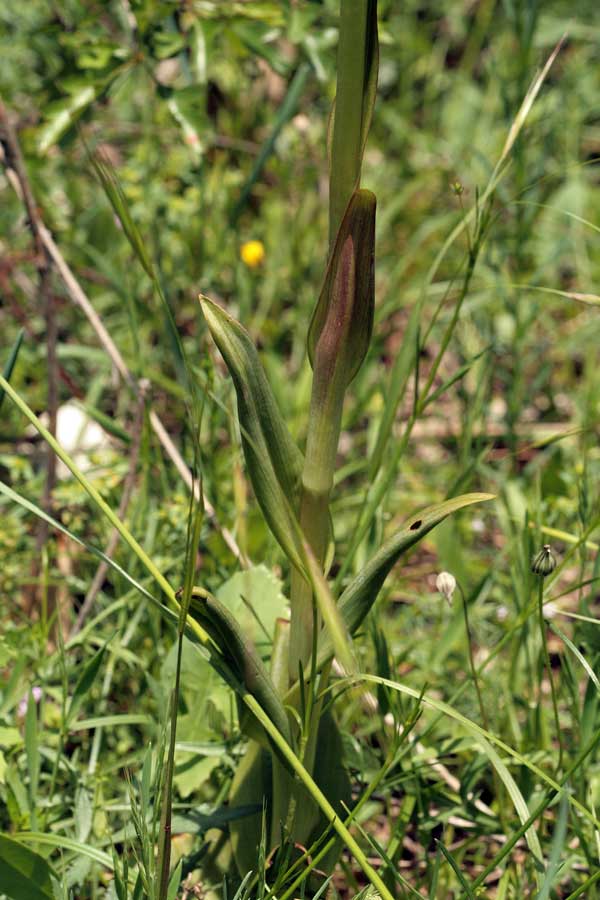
240, 239, 265, 268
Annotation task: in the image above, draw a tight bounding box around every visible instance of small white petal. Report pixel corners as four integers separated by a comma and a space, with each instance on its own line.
436, 571, 456, 603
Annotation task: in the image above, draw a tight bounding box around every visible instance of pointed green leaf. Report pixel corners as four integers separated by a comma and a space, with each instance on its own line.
167, 859, 183, 900
66, 643, 108, 727
308, 190, 376, 390
91, 154, 155, 279
0, 834, 56, 900
312, 494, 494, 671
188, 589, 292, 748
200, 296, 305, 570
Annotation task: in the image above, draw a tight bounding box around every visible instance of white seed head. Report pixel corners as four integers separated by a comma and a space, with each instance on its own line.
436, 571, 457, 604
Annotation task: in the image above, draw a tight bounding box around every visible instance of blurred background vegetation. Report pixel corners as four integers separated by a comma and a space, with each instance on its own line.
2, 1, 600, 896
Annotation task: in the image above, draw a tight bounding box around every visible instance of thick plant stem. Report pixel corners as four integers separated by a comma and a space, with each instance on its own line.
537, 579, 563, 771
289, 374, 345, 676
329, 0, 371, 246
243, 692, 395, 900
289, 0, 377, 678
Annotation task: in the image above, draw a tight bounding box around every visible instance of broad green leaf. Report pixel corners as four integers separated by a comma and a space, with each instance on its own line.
215, 565, 288, 646
308, 190, 376, 390
310, 493, 494, 671
173, 756, 221, 801
0, 833, 56, 900
200, 296, 305, 570
75, 788, 93, 844
0, 727, 21, 747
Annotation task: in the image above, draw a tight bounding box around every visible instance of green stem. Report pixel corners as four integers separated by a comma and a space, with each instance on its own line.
537, 578, 563, 771
270, 730, 403, 900
243, 692, 395, 900
289, 376, 345, 675
334, 240, 482, 589
458, 581, 507, 831
458, 583, 488, 734
329, 0, 370, 246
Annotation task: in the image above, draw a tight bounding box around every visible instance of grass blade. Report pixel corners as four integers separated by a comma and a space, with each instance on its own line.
0, 327, 24, 412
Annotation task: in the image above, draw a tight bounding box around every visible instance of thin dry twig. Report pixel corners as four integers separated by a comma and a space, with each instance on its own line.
0, 100, 247, 568
0, 98, 59, 610
70, 383, 148, 637
39, 222, 247, 566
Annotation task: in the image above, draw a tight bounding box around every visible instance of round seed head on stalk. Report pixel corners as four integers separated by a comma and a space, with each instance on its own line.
436, 571, 456, 605
531, 544, 556, 577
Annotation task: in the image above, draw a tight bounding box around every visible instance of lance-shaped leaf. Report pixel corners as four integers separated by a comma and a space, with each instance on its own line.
188, 589, 292, 749
200, 295, 305, 570
308, 189, 376, 391
306, 493, 495, 675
